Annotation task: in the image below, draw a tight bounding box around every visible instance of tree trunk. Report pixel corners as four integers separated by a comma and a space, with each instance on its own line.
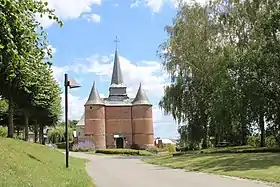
7, 95, 14, 138
34, 121, 38, 143
39, 124, 45, 145
259, 109, 265, 147
16, 128, 20, 136
24, 112, 29, 141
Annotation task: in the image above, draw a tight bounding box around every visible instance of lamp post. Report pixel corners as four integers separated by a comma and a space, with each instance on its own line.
64, 73, 80, 168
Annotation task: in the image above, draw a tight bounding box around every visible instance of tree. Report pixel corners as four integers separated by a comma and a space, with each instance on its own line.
159, 0, 280, 148
0, 0, 62, 138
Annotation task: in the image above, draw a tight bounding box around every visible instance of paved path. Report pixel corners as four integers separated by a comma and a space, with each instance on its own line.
70, 152, 272, 187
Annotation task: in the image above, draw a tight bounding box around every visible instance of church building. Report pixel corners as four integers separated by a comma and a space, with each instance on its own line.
78, 46, 154, 149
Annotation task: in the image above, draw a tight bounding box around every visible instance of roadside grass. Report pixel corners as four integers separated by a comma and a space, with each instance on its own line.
0, 138, 94, 187
143, 152, 280, 184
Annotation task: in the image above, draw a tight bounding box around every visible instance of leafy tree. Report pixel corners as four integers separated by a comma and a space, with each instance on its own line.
159, 0, 280, 148
0, 0, 62, 138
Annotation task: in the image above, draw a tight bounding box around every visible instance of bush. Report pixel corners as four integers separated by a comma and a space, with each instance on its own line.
72, 140, 95, 152
145, 147, 159, 154
0, 126, 7, 137
167, 144, 176, 153
248, 136, 260, 147
96, 149, 140, 155
265, 136, 277, 147
173, 152, 186, 156
248, 135, 277, 147
176, 146, 189, 152
55, 141, 74, 150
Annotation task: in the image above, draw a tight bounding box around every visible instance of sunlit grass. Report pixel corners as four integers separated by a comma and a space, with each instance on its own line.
143, 152, 280, 183
0, 138, 94, 187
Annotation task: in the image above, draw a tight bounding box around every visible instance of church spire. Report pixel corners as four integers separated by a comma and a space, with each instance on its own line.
132, 83, 152, 105
110, 36, 124, 86
85, 81, 103, 105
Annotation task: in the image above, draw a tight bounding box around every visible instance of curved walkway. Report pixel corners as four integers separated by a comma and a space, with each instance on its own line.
69, 152, 271, 187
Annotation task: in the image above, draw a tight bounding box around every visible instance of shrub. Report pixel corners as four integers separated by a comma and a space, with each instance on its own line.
145, 147, 159, 154
167, 144, 176, 153
96, 149, 140, 155
176, 146, 189, 152
55, 141, 74, 150
265, 136, 277, 147
173, 152, 186, 156
0, 126, 7, 137
72, 140, 95, 152
248, 136, 260, 147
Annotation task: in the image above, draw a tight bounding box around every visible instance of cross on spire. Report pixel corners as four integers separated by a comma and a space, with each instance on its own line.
114, 36, 120, 50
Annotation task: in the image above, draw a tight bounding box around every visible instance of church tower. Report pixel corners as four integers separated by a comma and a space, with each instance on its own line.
84, 82, 106, 149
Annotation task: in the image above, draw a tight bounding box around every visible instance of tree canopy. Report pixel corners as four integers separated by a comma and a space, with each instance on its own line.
160, 0, 280, 148
0, 0, 63, 140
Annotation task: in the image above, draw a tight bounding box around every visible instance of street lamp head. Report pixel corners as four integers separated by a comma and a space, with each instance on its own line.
68, 77, 81, 89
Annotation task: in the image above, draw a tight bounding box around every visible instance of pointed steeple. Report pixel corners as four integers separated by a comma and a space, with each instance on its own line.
85, 82, 103, 105
108, 37, 128, 100
132, 83, 152, 105
110, 49, 124, 86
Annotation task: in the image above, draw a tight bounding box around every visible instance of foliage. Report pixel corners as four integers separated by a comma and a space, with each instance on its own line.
0, 0, 63, 138
248, 136, 277, 148
166, 144, 176, 153
145, 147, 159, 154
0, 138, 93, 187
57, 120, 79, 129
159, 0, 280, 149
95, 149, 153, 156
55, 141, 74, 150
48, 126, 73, 143
0, 126, 7, 137
72, 140, 95, 152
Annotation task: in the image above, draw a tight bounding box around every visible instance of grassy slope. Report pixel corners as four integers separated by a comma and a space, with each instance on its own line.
143, 152, 280, 183
0, 138, 93, 187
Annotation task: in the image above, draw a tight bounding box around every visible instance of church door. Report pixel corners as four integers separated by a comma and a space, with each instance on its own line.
116, 137, 124, 148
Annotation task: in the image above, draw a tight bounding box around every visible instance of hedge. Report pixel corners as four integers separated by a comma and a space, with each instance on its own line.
95, 149, 153, 156
55, 141, 74, 150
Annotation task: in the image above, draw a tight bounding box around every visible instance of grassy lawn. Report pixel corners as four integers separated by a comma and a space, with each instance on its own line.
0, 138, 93, 187
143, 152, 280, 184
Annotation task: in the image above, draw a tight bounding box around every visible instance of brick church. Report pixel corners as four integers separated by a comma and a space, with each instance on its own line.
78, 47, 154, 149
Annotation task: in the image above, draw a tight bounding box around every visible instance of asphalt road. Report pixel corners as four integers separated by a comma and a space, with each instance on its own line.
69, 152, 272, 187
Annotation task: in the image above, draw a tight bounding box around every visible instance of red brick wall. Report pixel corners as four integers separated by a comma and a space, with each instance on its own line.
132, 106, 154, 148
105, 106, 133, 148
84, 105, 106, 149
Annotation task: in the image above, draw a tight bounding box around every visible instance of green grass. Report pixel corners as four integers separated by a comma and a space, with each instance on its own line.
143, 152, 280, 184
0, 138, 94, 187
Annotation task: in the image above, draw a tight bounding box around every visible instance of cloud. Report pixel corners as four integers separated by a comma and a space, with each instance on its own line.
51, 53, 178, 138
82, 13, 101, 23
130, 0, 209, 12
37, 0, 102, 28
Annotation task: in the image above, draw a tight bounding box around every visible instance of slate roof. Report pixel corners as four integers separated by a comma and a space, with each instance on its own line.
84, 82, 104, 105
132, 83, 152, 105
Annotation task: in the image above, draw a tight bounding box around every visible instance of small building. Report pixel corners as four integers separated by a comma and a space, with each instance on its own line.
77, 45, 154, 149
154, 137, 177, 148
